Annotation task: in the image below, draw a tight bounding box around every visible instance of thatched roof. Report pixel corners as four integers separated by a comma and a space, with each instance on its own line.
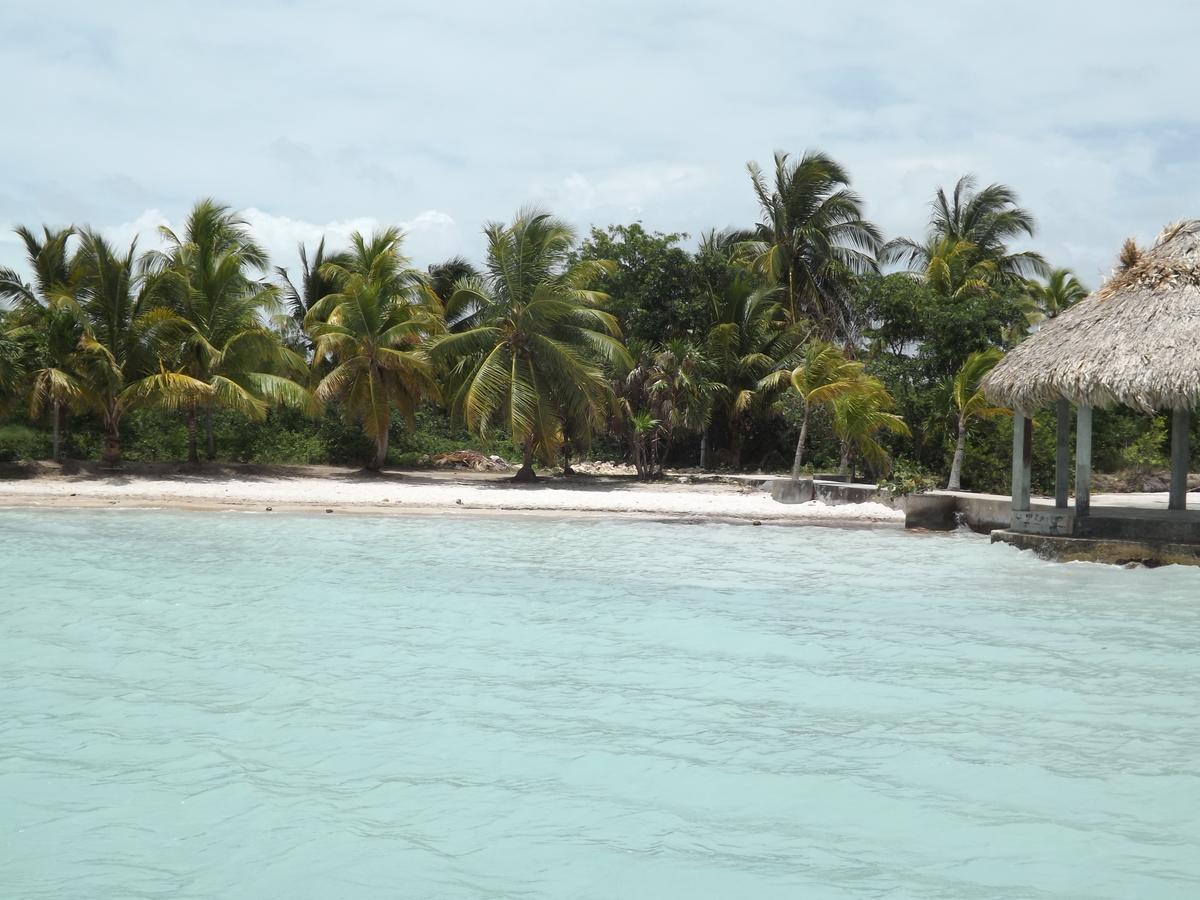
984, 220, 1200, 413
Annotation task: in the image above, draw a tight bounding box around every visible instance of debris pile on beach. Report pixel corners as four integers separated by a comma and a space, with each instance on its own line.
426, 451, 511, 471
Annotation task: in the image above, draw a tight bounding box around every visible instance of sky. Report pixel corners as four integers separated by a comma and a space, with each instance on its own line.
2, 0, 1198, 289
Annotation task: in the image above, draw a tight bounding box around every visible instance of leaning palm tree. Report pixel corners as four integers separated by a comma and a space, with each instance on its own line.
831, 375, 909, 480
946, 348, 1009, 490
432, 207, 629, 481
306, 228, 443, 471
884, 175, 1047, 284
0, 226, 85, 460
778, 340, 864, 480
153, 200, 307, 462
740, 150, 881, 339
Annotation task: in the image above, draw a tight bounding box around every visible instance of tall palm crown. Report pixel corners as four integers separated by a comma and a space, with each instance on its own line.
153, 200, 305, 461
742, 150, 882, 339
884, 175, 1047, 284
433, 208, 629, 480
306, 228, 443, 470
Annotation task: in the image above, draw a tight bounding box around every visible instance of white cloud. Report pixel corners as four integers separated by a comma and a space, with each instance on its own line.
2, 1, 1200, 283
542, 164, 713, 215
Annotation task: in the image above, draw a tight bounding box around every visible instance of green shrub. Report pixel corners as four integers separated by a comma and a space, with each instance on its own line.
0, 423, 50, 461
247, 430, 327, 465
879, 458, 940, 495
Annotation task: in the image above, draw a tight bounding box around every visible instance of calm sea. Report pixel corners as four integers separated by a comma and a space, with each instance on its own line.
2, 509, 1198, 899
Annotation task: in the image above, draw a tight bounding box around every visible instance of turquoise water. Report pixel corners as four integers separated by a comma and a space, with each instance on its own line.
2, 509, 1199, 899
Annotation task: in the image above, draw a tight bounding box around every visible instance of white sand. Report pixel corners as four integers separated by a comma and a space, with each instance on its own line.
0, 471, 904, 525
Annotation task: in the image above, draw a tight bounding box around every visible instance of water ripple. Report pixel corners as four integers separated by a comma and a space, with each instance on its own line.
1, 509, 1198, 899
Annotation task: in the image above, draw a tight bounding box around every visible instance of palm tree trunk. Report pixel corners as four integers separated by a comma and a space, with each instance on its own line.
101, 406, 121, 468
947, 418, 968, 491
790, 402, 810, 482
368, 429, 388, 471
513, 438, 537, 482
186, 407, 199, 465
699, 427, 709, 470
51, 400, 61, 463
205, 404, 215, 461
839, 441, 851, 476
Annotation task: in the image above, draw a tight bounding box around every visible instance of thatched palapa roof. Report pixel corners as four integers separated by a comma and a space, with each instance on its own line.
984, 220, 1200, 413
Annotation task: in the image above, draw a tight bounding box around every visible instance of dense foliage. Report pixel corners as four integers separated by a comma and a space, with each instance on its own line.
2, 155, 1194, 490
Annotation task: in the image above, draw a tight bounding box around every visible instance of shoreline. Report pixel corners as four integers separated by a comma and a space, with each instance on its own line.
0, 463, 907, 528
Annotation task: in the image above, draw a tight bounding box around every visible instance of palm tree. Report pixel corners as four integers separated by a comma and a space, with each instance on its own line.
781, 341, 864, 480
64, 231, 205, 466
428, 256, 480, 311
1026, 268, 1088, 322
613, 340, 714, 480
275, 238, 348, 350
306, 228, 442, 471
700, 254, 806, 468
0, 226, 85, 460
946, 349, 1009, 490
741, 150, 881, 338
884, 175, 1047, 283
0, 310, 29, 411
153, 200, 306, 463
432, 207, 629, 481
831, 375, 909, 480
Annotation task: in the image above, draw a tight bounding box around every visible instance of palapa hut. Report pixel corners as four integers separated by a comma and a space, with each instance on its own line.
982, 220, 1200, 559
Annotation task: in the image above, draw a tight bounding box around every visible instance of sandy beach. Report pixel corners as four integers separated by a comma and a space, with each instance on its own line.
0, 463, 905, 525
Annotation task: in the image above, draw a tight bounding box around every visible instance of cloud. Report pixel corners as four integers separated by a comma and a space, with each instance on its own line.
2, 1, 1200, 284
91, 207, 458, 278
540, 164, 713, 216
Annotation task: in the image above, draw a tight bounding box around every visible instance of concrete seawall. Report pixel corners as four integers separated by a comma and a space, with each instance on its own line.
767, 477, 1011, 533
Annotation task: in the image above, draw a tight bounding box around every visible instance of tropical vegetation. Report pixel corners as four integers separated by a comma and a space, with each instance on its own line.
3, 151, 1189, 491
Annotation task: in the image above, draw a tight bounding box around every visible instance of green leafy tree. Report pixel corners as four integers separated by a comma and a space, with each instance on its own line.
571, 223, 706, 342
741, 150, 881, 338
946, 349, 1009, 490
307, 228, 443, 471
433, 207, 629, 481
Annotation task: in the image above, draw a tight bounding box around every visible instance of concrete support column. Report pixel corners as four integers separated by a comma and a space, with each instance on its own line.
1169, 407, 1191, 511
1055, 399, 1071, 508
1011, 413, 1032, 516
1075, 405, 1092, 517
